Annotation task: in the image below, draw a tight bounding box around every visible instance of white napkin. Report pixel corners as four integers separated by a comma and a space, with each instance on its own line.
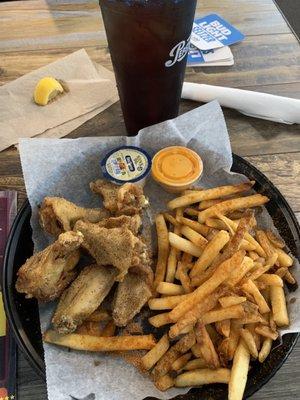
0, 49, 118, 152
182, 82, 300, 124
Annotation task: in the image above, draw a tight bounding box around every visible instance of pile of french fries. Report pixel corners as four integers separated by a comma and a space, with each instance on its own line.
144, 181, 295, 399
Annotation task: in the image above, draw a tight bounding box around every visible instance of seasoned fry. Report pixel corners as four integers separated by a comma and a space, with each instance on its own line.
169, 288, 225, 339
205, 218, 227, 230
184, 208, 199, 217
148, 312, 171, 328
177, 262, 193, 293
247, 323, 261, 351
228, 339, 250, 400
239, 240, 256, 251
141, 334, 170, 370
215, 319, 231, 338
201, 304, 245, 325
257, 274, 283, 287
86, 309, 111, 322
249, 251, 260, 261
163, 212, 181, 227
157, 282, 185, 296
218, 320, 241, 363
101, 321, 116, 337
178, 216, 210, 236
183, 358, 207, 370
275, 267, 288, 278
44, 330, 156, 351
154, 374, 174, 391
191, 343, 202, 358
170, 251, 245, 322
190, 230, 230, 277
284, 270, 296, 284
153, 332, 195, 378
175, 368, 230, 387
76, 321, 103, 336
171, 352, 192, 371
166, 247, 178, 283
199, 198, 223, 210
239, 328, 258, 358
168, 182, 254, 210
181, 225, 208, 248
242, 280, 270, 314
256, 230, 276, 258
148, 294, 190, 310
255, 324, 278, 341
198, 194, 269, 223
258, 338, 272, 363
154, 214, 170, 289
194, 323, 220, 369
226, 256, 254, 287
247, 253, 278, 281
270, 286, 289, 327
169, 232, 202, 257
265, 230, 285, 249
219, 296, 247, 308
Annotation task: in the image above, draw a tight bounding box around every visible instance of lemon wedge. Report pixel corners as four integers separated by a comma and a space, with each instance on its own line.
34, 77, 64, 106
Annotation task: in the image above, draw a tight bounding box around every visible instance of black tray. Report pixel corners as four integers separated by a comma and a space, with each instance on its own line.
2, 154, 300, 399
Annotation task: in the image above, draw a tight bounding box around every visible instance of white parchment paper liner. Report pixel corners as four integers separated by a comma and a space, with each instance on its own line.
19, 101, 299, 400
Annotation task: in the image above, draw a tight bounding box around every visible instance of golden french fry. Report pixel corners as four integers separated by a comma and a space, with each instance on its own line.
265, 230, 285, 249
257, 274, 283, 287
249, 251, 260, 261
181, 225, 208, 248
199, 198, 223, 210
255, 324, 278, 341
284, 270, 296, 284
274, 248, 293, 268
169, 287, 225, 339
101, 321, 116, 337
148, 294, 190, 310
194, 323, 220, 369
191, 343, 202, 358
170, 251, 245, 322
247, 323, 261, 351
228, 339, 250, 400
43, 330, 156, 351
198, 194, 269, 223
215, 319, 231, 338
242, 280, 270, 314
178, 216, 210, 236
154, 214, 170, 288
166, 247, 178, 283
153, 332, 195, 378
275, 267, 288, 278
148, 312, 171, 328
219, 296, 247, 308
201, 304, 245, 325
169, 232, 202, 257
239, 240, 256, 252
86, 309, 111, 322
184, 208, 199, 217
190, 230, 230, 277
168, 182, 254, 210
141, 334, 170, 370
256, 230, 276, 258
183, 358, 207, 370
258, 338, 272, 363
171, 352, 192, 371
154, 374, 174, 391
226, 256, 254, 286
205, 218, 227, 230
247, 253, 278, 281
175, 368, 230, 387
270, 286, 289, 327
157, 282, 185, 296
218, 320, 241, 363
239, 328, 258, 358
76, 321, 103, 336
163, 212, 181, 227
177, 262, 193, 293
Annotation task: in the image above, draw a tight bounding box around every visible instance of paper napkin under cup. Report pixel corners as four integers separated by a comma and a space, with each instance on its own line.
182, 82, 300, 124
0, 49, 118, 151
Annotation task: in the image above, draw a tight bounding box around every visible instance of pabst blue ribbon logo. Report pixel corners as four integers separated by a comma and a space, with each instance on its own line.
165, 36, 191, 67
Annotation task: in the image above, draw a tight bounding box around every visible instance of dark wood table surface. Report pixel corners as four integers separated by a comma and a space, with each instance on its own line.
0, 0, 300, 399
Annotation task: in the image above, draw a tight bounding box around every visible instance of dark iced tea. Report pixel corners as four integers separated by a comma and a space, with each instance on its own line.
99, 0, 197, 135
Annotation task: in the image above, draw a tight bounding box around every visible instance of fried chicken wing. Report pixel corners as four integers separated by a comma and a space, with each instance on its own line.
112, 273, 152, 327
74, 220, 148, 281
39, 196, 109, 236
52, 264, 117, 334
96, 214, 142, 235
16, 231, 83, 302
90, 179, 148, 215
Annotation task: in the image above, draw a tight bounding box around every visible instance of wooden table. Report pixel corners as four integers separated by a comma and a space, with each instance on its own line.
0, 0, 300, 399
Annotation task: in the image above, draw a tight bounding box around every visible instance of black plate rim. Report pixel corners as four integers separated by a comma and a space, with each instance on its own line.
2, 153, 300, 396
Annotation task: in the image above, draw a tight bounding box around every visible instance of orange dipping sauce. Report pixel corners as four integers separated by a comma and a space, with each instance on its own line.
151, 146, 203, 193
